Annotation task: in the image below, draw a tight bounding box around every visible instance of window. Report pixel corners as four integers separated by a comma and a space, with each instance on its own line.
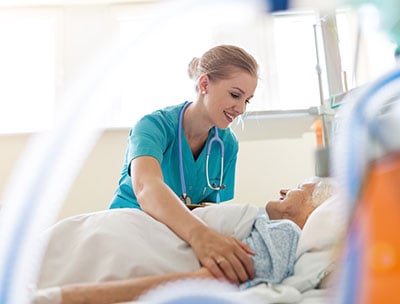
267, 11, 324, 110
108, 5, 327, 128
0, 9, 57, 134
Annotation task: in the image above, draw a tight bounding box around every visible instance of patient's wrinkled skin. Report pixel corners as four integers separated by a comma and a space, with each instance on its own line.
265, 182, 317, 229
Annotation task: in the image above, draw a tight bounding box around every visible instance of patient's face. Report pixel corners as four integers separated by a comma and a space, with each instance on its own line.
265, 182, 317, 229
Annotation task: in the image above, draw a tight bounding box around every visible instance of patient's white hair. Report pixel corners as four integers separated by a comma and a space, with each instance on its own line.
305, 176, 337, 207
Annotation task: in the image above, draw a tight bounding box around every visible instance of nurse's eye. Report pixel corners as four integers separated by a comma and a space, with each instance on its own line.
230, 92, 241, 99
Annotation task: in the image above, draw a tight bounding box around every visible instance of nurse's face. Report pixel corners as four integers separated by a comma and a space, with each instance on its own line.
201, 69, 257, 129
265, 182, 317, 229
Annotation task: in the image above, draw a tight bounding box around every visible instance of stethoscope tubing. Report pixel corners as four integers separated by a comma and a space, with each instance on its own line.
178, 102, 189, 198
178, 101, 225, 204
206, 131, 225, 190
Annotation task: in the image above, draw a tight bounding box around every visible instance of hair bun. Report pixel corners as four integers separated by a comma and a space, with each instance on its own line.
187, 57, 200, 80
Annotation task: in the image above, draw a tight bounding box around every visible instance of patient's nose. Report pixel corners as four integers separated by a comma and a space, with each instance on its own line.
280, 189, 288, 197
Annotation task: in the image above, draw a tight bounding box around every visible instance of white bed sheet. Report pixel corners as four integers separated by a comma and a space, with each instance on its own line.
37, 203, 257, 289
34, 199, 344, 304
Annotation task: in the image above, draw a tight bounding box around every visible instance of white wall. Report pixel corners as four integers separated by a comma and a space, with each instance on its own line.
233, 133, 315, 207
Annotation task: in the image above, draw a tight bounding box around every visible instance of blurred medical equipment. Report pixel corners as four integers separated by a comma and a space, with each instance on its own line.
330, 1, 400, 302
0, 40, 119, 304
311, 0, 400, 180
313, 118, 331, 177
178, 102, 225, 206
138, 277, 264, 304
348, 0, 400, 48
333, 64, 400, 304
309, 8, 341, 178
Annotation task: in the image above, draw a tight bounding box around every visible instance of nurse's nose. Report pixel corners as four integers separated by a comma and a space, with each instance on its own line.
234, 100, 247, 115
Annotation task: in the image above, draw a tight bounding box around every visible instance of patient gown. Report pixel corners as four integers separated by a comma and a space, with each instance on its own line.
240, 215, 301, 289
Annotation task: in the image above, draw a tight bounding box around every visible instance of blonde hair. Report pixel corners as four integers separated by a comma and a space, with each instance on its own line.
188, 45, 259, 92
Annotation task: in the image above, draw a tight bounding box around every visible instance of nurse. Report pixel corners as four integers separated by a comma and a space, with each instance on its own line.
109, 44, 259, 284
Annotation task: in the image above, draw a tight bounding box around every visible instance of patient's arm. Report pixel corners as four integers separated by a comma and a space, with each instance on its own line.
60, 268, 213, 304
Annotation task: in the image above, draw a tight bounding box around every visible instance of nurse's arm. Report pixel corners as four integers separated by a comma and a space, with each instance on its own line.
130, 156, 255, 285
131, 156, 205, 240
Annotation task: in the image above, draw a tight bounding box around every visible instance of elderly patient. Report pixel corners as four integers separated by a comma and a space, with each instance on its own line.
266, 177, 335, 229
34, 177, 336, 304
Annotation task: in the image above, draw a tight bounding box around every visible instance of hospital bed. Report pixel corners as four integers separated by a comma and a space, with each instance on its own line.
33, 197, 344, 304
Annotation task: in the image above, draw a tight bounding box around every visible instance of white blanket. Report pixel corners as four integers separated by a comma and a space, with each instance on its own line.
34, 200, 343, 304
37, 203, 259, 289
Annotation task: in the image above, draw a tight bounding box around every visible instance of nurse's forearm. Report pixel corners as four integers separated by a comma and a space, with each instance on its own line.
131, 156, 208, 243
139, 179, 208, 243
60, 270, 213, 304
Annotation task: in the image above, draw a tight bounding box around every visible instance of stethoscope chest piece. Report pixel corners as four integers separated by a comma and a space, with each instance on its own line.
179, 193, 192, 205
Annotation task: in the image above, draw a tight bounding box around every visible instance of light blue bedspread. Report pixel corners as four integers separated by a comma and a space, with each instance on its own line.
240, 215, 301, 289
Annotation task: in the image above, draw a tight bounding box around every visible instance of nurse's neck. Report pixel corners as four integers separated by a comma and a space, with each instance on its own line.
183, 102, 213, 141
183, 102, 212, 159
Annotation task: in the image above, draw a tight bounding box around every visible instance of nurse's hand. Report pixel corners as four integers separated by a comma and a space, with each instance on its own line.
188, 226, 255, 285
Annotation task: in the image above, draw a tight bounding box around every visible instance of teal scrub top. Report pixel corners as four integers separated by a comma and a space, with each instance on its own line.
109, 102, 238, 210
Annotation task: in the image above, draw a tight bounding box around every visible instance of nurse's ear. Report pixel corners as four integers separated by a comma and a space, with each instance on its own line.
198, 74, 209, 94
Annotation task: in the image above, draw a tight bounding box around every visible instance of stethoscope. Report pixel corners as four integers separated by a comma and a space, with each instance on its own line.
178, 102, 225, 205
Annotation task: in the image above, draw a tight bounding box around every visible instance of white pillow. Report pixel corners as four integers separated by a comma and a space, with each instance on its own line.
282, 195, 346, 292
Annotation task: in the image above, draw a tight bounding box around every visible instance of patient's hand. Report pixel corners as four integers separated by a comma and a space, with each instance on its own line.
194, 267, 213, 278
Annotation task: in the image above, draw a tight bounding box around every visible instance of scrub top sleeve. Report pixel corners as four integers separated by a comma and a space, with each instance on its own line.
126, 115, 168, 174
